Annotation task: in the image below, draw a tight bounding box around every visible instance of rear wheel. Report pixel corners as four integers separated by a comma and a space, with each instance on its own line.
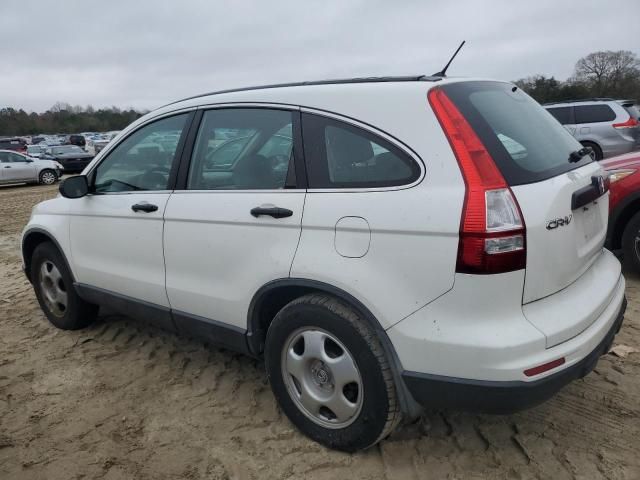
39, 169, 58, 185
580, 141, 603, 161
31, 242, 98, 329
622, 211, 640, 273
264, 294, 401, 452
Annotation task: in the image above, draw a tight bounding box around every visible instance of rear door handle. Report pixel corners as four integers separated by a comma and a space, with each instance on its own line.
4, 166, 10, 168
250, 206, 293, 218
131, 202, 158, 213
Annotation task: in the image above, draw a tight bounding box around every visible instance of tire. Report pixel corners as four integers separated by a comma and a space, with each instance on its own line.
39, 169, 58, 185
30, 242, 98, 330
265, 294, 401, 452
581, 141, 603, 161
621, 211, 640, 273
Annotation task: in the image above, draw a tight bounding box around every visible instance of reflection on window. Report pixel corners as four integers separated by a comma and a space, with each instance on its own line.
188, 109, 293, 190
93, 114, 188, 193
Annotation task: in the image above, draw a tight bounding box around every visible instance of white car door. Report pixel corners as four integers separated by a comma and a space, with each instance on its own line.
163, 107, 306, 337
66, 112, 193, 330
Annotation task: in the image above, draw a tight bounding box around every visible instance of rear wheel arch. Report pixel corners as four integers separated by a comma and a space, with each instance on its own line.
22, 229, 73, 284
247, 278, 422, 418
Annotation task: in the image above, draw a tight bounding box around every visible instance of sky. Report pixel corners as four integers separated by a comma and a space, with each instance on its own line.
1, 0, 637, 113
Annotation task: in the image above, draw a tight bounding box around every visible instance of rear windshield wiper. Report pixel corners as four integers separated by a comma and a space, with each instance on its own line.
568, 146, 593, 163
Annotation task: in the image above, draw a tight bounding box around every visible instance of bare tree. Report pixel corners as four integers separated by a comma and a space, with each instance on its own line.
574, 50, 640, 96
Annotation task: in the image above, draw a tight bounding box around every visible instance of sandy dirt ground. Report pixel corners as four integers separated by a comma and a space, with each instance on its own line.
0, 183, 639, 480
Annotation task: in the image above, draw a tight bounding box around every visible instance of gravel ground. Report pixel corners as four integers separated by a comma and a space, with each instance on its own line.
1, 183, 639, 480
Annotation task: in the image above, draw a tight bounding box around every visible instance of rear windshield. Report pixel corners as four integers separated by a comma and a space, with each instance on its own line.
441, 81, 590, 185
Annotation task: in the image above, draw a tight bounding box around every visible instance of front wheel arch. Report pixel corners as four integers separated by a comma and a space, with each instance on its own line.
22, 229, 74, 285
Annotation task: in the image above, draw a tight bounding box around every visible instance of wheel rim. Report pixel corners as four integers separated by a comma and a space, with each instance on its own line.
41, 171, 56, 184
38, 261, 67, 317
281, 327, 363, 429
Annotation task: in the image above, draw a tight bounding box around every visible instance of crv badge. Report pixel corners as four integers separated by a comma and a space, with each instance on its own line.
546, 215, 573, 230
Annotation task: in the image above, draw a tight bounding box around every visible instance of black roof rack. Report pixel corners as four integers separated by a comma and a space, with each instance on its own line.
161, 75, 442, 109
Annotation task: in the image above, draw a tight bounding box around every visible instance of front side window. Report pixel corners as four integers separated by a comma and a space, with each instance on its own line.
187, 109, 293, 190
302, 114, 420, 188
93, 114, 188, 193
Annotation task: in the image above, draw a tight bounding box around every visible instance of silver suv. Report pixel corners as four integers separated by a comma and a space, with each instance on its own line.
545, 99, 640, 160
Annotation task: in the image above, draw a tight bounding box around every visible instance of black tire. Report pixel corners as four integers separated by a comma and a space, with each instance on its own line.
39, 169, 58, 185
31, 242, 98, 330
581, 141, 603, 161
265, 294, 401, 452
621, 211, 640, 273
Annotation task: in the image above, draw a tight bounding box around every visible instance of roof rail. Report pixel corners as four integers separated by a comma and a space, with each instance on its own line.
543, 97, 617, 106
159, 75, 442, 109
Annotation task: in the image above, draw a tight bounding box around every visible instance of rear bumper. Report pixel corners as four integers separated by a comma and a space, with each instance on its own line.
402, 296, 626, 413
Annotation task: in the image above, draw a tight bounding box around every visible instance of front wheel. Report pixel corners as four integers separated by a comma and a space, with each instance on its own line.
265, 294, 401, 452
39, 169, 58, 185
622, 211, 640, 273
31, 242, 98, 329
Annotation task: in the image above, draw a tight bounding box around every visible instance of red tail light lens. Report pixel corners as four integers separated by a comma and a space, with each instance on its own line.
428, 88, 526, 274
613, 116, 639, 129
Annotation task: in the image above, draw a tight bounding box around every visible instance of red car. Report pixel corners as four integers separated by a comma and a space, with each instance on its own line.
603, 151, 640, 270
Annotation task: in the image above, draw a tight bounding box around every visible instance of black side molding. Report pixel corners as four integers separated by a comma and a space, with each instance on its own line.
572, 175, 609, 210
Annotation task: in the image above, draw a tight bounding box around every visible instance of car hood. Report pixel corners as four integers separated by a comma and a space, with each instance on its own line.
600, 152, 640, 170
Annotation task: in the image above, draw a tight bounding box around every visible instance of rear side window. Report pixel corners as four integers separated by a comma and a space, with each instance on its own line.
441, 81, 589, 185
546, 107, 573, 125
574, 104, 616, 123
302, 113, 420, 188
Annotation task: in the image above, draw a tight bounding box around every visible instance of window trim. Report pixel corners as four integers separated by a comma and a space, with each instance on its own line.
173, 104, 307, 191
85, 109, 196, 195
299, 108, 425, 191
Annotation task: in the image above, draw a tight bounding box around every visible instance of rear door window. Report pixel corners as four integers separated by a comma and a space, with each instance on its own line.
441, 81, 589, 185
546, 107, 573, 125
187, 108, 295, 190
302, 113, 420, 188
574, 105, 616, 123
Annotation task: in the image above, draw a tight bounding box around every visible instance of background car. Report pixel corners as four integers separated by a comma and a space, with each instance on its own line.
66, 134, 87, 149
0, 149, 62, 185
41, 145, 94, 173
603, 151, 640, 270
0, 137, 28, 153
26, 145, 45, 158
545, 99, 640, 160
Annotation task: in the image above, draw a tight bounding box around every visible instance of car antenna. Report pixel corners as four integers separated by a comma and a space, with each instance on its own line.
432, 40, 466, 77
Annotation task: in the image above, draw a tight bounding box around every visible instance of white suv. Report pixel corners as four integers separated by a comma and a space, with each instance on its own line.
22, 76, 626, 452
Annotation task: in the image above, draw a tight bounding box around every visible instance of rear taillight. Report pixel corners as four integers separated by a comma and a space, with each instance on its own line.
613, 116, 639, 129
428, 88, 526, 274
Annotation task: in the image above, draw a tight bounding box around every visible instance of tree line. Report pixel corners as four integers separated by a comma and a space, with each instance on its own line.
0, 102, 145, 137
1, 50, 639, 137
515, 50, 639, 104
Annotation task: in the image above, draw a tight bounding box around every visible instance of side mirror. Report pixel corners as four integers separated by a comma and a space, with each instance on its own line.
59, 175, 89, 199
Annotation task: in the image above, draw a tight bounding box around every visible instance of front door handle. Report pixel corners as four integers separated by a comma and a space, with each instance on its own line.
250, 206, 293, 218
131, 202, 158, 213
4, 166, 11, 168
